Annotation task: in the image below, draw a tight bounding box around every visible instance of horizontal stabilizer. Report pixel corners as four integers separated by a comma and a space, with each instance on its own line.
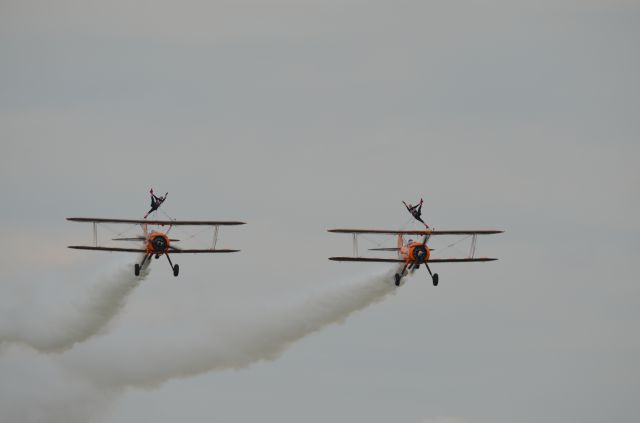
68, 217, 245, 226
112, 237, 180, 242
112, 237, 146, 241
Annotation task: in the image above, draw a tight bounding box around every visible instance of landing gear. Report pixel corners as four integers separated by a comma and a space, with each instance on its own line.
395, 262, 410, 286
395, 262, 440, 287
166, 254, 179, 277
134, 253, 150, 277
425, 264, 439, 286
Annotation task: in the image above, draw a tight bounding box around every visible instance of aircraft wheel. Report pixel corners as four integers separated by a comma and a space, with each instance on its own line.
394, 273, 401, 286
173, 264, 179, 277
433, 273, 439, 286
134, 264, 140, 276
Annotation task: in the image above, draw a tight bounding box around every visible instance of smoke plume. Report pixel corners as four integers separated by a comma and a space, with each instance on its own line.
0, 256, 150, 352
65, 265, 401, 389
1, 265, 403, 423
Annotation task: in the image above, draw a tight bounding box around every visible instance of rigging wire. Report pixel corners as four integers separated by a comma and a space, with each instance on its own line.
358, 216, 416, 251
157, 208, 212, 247
97, 222, 139, 241
431, 234, 472, 257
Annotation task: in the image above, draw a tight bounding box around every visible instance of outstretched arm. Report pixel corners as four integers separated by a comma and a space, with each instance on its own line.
149, 188, 161, 201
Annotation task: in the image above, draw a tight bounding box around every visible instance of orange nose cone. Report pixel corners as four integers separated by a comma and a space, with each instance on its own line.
146, 232, 170, 254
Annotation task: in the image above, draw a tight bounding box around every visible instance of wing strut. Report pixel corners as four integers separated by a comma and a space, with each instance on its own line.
212, 225, 219, 250
469, 234, 477, 258
353, 233, 359, 257
93, 222, 98, 247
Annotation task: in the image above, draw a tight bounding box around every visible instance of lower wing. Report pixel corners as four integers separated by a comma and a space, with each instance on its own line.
329, 257, 497, 263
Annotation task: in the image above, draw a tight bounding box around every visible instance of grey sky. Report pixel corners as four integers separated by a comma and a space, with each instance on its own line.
1, 0, 639, 422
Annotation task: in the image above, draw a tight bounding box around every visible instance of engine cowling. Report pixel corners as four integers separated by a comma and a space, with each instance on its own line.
149, 234, 169, 253
412, 245, 430, 262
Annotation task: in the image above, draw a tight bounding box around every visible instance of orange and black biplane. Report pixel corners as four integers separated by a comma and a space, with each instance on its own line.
328, 228, 503, 286
67, 217, 245, 277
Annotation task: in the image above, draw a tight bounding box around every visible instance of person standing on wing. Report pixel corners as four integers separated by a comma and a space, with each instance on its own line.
403, 198, 429, 228
144, 188, 168, 218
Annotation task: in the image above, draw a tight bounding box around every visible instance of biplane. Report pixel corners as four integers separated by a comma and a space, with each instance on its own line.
328, 229, 503, 286
67, 217, 245, 277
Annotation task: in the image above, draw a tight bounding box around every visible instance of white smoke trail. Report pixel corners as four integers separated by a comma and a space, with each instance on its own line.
63, 265, 402, 389
0, 345, 115, 423
0, 256, 150, 353
1, 265, 404, 423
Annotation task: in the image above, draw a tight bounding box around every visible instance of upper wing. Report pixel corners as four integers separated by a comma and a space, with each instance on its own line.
67, 217, 245, 226
328, 229, 503, 235
68, 246, 239, 253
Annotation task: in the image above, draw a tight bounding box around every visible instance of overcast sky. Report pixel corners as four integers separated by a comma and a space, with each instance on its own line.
1, 1, 639, 422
